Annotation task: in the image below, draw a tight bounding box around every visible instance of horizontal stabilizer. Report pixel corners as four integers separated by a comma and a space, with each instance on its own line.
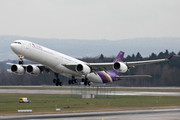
116, 75, 152, 79
7, 69, 12, 73
173, 55, 180, 58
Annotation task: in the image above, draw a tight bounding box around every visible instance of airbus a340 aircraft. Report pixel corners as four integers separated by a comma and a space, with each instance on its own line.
7, 40, 174, 86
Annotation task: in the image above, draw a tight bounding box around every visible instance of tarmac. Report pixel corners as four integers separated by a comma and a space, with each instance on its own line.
0, 88, 180, 96
0, 108, 180, 120
1, 86, 180, 120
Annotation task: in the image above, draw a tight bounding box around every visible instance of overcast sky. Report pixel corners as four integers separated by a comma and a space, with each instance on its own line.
0, 0, 180, 40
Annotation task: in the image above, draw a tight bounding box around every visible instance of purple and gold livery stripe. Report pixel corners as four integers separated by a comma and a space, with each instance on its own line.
101, 71, 111, 82
96, 71, 112, 83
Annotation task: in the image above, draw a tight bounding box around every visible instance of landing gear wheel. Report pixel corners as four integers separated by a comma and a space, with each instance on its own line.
68, 80, 71, 84
74, 79, 77, 83
53, 79, 56, 83
84, 78, 88, 86
59, 82, 63, 86
54, 73, 62, 86
19, 61, 23, 65
81, 79, 85, 82
84, 81, 87, 86
69, 77, 77, 85
71, 80, 74, 84
88, 81, 91, 86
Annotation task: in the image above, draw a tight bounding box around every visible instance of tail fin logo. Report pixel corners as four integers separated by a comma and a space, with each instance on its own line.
113, 51, 124, 62
115, 58, 121, 62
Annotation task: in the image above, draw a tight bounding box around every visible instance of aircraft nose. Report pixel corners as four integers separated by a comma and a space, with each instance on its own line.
10, 43, 15, 51
10, 42, 19, 54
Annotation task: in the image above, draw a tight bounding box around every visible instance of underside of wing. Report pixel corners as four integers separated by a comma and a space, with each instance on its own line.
63, 55, 175, 73
62, 63, 77, 72
63, 63, 114, 73
87, 63, 114, 72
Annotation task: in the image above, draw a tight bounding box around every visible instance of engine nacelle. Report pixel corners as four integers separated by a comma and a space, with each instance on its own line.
113, 62, 128, 73
75, 64, 91, 74
27, 65, 41, 76
11, 64, 25, 75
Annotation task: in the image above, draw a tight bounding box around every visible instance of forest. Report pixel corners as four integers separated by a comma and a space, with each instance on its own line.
0, 50, 180, 86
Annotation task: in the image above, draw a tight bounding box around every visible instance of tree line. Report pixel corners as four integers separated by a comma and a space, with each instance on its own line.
0, 50, 180, 86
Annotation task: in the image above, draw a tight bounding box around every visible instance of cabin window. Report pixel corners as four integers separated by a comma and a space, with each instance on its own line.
14, 42, 21, 44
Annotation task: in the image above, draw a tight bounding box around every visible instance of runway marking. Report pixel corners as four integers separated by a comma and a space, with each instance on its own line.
102, 116, 114, 120
1, 108, 180, 119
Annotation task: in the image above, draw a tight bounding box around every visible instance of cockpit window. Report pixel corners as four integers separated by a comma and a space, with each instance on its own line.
14, 42, 21, 44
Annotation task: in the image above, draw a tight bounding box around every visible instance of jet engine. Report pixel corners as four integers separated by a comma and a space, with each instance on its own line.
11, 64, 25, 75
27, 65, 41, 76
75, 64, 91, 74
113, 62, 128, 73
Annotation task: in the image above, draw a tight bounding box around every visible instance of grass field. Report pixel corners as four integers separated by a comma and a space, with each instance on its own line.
0, 93, 180, 115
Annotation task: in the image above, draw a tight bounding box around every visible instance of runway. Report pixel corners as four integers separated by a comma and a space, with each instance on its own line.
1, 86, 180, 119
1, 108, 180, 120
0, 89, 180, 96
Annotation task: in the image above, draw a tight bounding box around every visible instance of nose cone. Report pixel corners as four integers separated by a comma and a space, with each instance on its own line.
11, 43, 20, 55
11, 43, 16, 52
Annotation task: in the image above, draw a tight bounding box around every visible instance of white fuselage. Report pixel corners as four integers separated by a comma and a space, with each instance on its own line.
11, 40, 103, 83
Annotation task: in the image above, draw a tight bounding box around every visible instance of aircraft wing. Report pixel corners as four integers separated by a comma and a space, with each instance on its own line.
6, 59, 51, 74
125, 55, 173, 68
87, 63, 113, 71
6, 60, 44, 67
88, 55, 174, 71
63, 63, 114, 72
63, 55, 174, 72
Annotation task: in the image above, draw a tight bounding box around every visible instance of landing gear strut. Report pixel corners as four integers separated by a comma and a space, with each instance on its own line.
53, 73, 63, 86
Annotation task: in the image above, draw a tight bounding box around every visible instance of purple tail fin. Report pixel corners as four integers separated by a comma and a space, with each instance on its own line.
107, 51, 125, 78
113, 51, 124, 62
7, 59, 11, 63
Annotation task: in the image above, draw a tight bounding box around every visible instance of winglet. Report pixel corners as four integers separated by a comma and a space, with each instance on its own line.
6, 59, 13, 65
167, 55, 173, 60
166, 54, 180, 60
7, 59, 11, 63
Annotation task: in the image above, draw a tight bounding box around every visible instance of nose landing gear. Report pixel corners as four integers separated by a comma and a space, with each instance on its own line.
18, 55, 24, 65
19, 60, 24, 65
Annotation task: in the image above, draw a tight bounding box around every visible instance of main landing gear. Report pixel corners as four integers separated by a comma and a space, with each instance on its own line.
68, 76, 91, 86
53, 73, 63, 86
82, 78, 91, 86
68, 76, 77, 84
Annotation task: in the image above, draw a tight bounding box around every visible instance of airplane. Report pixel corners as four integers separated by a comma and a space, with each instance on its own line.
7, 40, 174, 86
